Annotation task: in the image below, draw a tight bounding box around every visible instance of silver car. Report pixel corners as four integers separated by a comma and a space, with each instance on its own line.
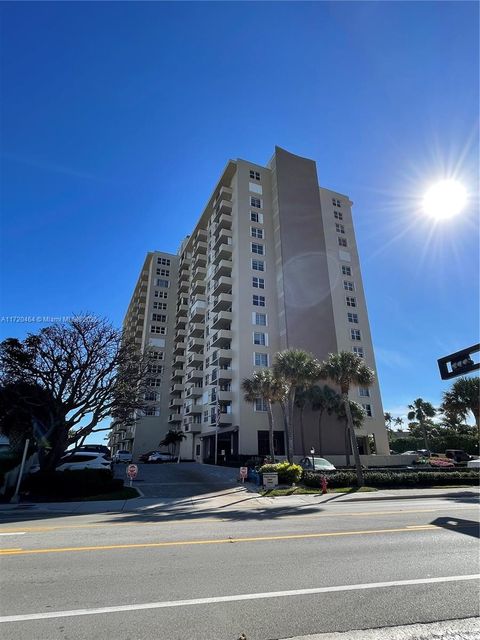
299, 457, 336, 471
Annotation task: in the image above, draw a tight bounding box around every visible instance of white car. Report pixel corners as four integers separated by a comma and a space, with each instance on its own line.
112, 450, 133, 463
148, 452, 176, 463
467, 459, 480, 469
30, 452, 112, 474
299, 457, 336, 471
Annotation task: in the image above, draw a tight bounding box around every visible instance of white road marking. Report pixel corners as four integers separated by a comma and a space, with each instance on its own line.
0, 532, 26, 536
1, 574, 478, 623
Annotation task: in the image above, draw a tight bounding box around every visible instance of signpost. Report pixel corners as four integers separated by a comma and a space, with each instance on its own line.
438, 343, 480, 380
239, 466, 248, 483
262, 472, 278, 489
126, 463, 138, 488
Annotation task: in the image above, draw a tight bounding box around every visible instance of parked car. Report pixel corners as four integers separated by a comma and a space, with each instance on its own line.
445, 449, 473, 463
299, 457, 336, 471
139, 450, 158, 463
466, 459, 480, 469
112, 450, 133, 464
400, 451, 419, 456
148, 452, 176, 463
30, 451, 112, 474
70, 445, 111, 459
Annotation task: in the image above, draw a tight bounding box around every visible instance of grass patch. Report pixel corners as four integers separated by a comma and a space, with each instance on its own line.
81, 487, 140, 501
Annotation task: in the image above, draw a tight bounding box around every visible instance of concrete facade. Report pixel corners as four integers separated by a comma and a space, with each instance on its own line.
116, 147, 389, 463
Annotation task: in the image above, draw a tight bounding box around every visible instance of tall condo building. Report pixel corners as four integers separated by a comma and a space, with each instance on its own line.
114, 147, 390, 463
110, 251, 179, 459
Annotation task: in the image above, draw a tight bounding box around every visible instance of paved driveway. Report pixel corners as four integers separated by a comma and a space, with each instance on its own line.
114, 461, 240, 498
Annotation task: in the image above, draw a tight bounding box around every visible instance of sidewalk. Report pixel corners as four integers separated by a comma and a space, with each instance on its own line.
0, 486, 477, 517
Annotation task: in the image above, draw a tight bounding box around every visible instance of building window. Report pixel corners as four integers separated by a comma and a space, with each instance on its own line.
145, 391, 158, 401
351, 329, 362, 341
151, 325, 167, 334
156, 268, 170, 276
359, 387, 370, 397
149, 350, 164, 360
249, 170, 261, 181
148, 378, 161, 387
157, 257, 171, 266
254, 398, 268, 411
251, 242, 264, 255
347, 312, 359, 323
250, 211, 264, 223
152, 313, 167, 322
332, 198, 341, 207
254, 352, 269, 367
203, 410, 209, 423
253, 295, 265, 306
253, 332, 267, 346
250, 196, 262, 208
153, 301, 167, 310
156, 279, 169, 288
148, 364, 163, 374
253, 312, 267, 326
342, 265, 352, 276
353, 346, 364, 358
343, 280, 355, 292
252, 277, 265, 289
346, 297, 356, 308
251, 259, 265, 271
334, 211, 343, 220
335, 223, 345, 234
338, 237, 347, 247
362, 403, 373, 417
251, 227, 264, 239
154, 290, 168, 298
257, 430, 285, 456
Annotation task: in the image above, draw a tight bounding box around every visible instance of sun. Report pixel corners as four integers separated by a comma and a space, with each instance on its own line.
422, 179, 467, 220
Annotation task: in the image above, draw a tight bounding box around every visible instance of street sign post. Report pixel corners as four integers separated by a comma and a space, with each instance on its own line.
126, 464, 138, 487
437, 343, 480, 380
239, 466, 248, 483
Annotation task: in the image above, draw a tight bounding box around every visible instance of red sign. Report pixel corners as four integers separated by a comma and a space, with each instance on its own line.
239, 467, 248, 479
126, 464, 138, 479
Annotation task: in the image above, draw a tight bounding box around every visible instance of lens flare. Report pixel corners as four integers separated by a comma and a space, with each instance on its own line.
423, 180, 467, 220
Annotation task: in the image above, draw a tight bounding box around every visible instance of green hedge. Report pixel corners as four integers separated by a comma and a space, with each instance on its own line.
22, 469, 123, 500
303, 469, 480, 489
259, 462, 303, 485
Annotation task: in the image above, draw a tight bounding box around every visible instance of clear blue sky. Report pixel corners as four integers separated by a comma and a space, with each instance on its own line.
1, 2, 478, 424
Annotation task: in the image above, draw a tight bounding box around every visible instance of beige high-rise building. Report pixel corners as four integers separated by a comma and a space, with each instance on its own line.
115, 147, 390, 463
110, 251, 179, 460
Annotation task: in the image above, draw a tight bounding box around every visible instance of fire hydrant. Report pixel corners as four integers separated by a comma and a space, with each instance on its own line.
321, 475, 328, 495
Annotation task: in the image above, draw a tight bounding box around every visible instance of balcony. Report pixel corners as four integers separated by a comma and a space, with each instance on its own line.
180, 258, 191, 270
211, 329, 232, 348
174, 329, 187, 341
195, 229, 208, 242
212, 311, 233, 330
175, 316, 187, 330
210, 412, 233, 427
173, 341, 186, 355
183, 415, 202, 433
214, 229, 232, 251
214, 186, 233, 206
214, 260, 233, 278
187, 351, 203, 368
212, 276, 232, 297
179, 280, 189, 293
173, 355, 186, 367
169, 398, 183, 409
176, 303, 188, 316
216, 212, 232, 231
217, 367, 233, 383
213, 244, 232, 264
186, 368, 203, 382
193, 253, 207, 270
193, 240, 207, 255
168, 413, 182, 423
184, 402, 202, 415
171, 369, 184, 381
191, 279, 206, 296
192, 266, 207, 282
190, 300, 206, 322
188, 337, 205, 352
213, 348, 232, 367
210, 390, 233, 404
170, 383, 184, 395
185, 384, 203, 398
212, 293, 232, 313
189, 323, 205, 338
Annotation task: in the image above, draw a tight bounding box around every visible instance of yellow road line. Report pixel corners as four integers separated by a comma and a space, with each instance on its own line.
0, 505, 477, 534
0, 524, 446, 556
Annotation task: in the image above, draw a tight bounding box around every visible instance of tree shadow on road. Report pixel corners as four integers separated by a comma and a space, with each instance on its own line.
430, 516, 480, 539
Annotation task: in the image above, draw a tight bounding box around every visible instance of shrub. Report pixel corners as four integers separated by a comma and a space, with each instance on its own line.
22, 469, 123, 500
302, 469, 480, 489
259, 461, 303, 485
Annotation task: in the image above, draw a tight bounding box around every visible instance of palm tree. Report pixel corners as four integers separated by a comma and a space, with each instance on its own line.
294, 387, 310, 456
309, 385, 337, 456
442, 377, 479, 442
242, 370, 286, 460
335, 399, 366, 465
384, 412, 393, 431
273, 349, 322, 462
407, 398, 436, 453
160, 430, 186, 459
394, 416, 404, 429
319, 351, 375, 486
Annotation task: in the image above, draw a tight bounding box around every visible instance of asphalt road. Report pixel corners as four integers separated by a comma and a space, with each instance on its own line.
0, 469, 479, 639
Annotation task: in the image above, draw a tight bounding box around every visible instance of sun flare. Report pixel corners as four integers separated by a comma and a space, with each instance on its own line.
422, 180, 467, 220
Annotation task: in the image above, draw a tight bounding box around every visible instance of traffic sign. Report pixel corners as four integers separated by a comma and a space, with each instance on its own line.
438, 343, 480, 380
126, 464, 138, 480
